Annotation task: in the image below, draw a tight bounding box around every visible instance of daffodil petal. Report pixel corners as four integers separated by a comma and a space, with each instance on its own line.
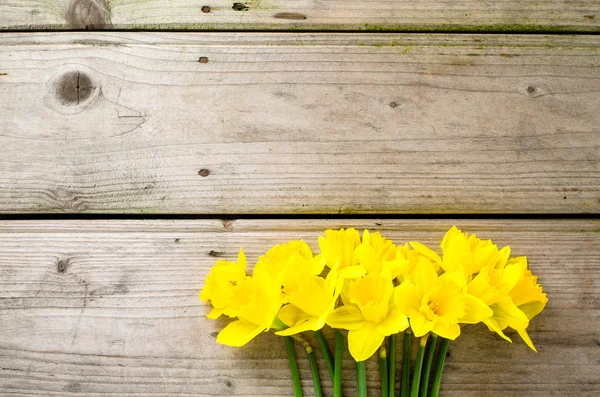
409, 310, 434, 337
348, 323, 385, 362
340, 265, 367, 279
460, 294, 493, 324
502, 263, 525, 291
495, 300, 530, 330
409, 241, 442, 266
518, 301, 547, 321
276, 318, 322, 336
327, 305, 366, 330
377, 308, 409, 336
216, 320, 264, 347
515, 327, 537, 352
483, 317, 512, 343
394, 281, 420, 316
206, 307, 224, 320
415, 257, 438, 297
278, 304, 312, 328
432, 322, 461, 340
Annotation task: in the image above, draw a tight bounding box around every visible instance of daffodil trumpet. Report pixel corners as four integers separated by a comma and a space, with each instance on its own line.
419, 333, 438, 397
200, 227, 547, 396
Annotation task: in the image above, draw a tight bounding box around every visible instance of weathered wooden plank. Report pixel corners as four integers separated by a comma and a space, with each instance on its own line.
1, 33, 600, 214
0, 219, 598, 396
1, 0, 599, 32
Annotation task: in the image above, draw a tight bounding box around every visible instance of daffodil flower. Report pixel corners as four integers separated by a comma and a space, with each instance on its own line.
352, 230, 397, 274
216, 261, 284, 347
319, 228, 366, 278
199, 248, 248, 319
327, 273, 409, 361
276, 268, 343, 336
482, 256, 548, 351
440, 226, 510, 279
394, 256, 492, 340
257, 240, 324, 280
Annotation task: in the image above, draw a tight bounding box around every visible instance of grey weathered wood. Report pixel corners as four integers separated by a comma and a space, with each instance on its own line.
1, 33, 600, 214
0, 219, 598, 396
1, 0, 599, 32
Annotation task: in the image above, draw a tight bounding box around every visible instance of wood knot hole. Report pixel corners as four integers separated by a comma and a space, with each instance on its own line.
199, 57, 209, 63
201, 6, 211, 13
57, 259, 68, 273
526, 86, 535, 93
198, 169, 211, 177
66, 0, 112, 29
232, 3, 249, 11
389, 101, 398, 108
56, 71, 94, 106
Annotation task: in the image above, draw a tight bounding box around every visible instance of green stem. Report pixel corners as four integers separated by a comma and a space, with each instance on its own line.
401, 330, 411, 397
307, 346, 323, 397
285, 336, 303, 397
380, 345, 389, 397
409, 335, 428, 397
356, 361, 367, 397
419, 334, 438, 397
315, 329, 335, 382
388, 334, 396, 397
334, 331, 344, 397
430, 338, 450, 397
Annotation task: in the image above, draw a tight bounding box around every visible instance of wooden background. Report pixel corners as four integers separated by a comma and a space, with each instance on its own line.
1, 1, 599, 396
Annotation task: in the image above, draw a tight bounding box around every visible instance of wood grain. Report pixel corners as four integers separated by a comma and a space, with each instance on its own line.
1, 33, 600, 215
1, 0, 599, 32
0, 219, 598, 396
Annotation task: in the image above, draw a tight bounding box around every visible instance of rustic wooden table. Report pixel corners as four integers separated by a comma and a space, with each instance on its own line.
1, 1, 599, 396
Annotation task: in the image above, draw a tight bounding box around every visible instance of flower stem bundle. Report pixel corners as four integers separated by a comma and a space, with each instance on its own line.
200, 226, 548, 396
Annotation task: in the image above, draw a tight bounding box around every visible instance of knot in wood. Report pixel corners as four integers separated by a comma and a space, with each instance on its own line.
55, 71, 94, 106
57, 259, 68, 273
66, 0, 112, 29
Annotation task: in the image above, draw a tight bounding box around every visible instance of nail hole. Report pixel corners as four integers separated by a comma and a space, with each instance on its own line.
389, 102, 397, 108
201, 6, 211, 13
198, 57, 209, 63
198, 169, 210, 177
175, 238, 180, 243
526, 86, 535, 93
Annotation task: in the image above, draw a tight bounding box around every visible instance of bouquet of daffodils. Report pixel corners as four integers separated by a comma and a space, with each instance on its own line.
200, 227, 548, 397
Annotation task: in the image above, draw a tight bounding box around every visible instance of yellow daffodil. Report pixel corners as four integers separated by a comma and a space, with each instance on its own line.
353, 230, 397, 274
199, 248, 248, 319
319, 228, 366, 278
440, 226, 510, 280
483, 256, 548, 351
276, 268, 343, 336
394, 256, 491, 340
257, 240, 324, 280
327, 273, 409, 361
216, 261, 284, 347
